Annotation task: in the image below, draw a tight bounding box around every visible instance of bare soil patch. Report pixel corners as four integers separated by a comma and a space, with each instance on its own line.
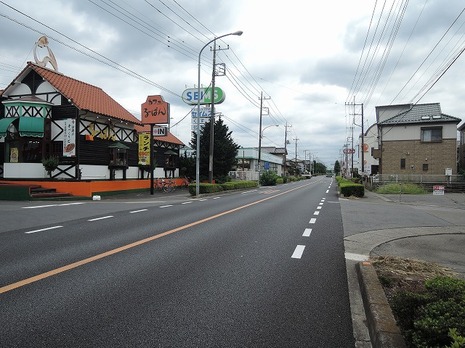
371, 255, 456, 300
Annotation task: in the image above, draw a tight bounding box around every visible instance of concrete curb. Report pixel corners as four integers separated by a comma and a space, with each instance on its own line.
356, 261, 407, 348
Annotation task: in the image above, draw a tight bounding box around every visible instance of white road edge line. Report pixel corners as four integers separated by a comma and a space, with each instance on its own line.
88, 216, 113, 222
291, 245, 306, 259
25, 225, 64, 234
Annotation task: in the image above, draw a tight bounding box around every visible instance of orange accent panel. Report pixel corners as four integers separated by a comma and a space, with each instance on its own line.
1, 178, 185, 198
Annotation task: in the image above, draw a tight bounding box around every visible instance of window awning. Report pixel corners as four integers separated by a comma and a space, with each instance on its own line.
0, 117, 16, 137
19, 117, 45, 137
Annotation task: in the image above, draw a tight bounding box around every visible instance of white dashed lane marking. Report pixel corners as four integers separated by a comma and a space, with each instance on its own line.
291, 245, 306, 259
130, 209, 148, 214
303, 228, 312, 237
25, 226, 63, 235
88, 216, 113, 222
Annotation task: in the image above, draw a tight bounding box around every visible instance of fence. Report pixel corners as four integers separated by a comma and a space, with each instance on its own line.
229, 170, 259, 181
371, 174, 464, 185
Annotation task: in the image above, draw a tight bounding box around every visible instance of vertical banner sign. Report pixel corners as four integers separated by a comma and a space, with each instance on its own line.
63, 118, 76, 157
141, 95, 170, 125
138, 133, 151, 165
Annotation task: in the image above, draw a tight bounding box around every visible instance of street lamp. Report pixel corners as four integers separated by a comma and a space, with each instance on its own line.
196, 30, 243, 197
258, 124, 278, 177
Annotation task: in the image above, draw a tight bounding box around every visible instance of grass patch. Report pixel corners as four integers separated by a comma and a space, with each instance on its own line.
375, 183, 427, 194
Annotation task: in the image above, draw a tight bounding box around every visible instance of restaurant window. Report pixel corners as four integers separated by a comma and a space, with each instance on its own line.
423, 163, 429, 171
7, 139, 42, 163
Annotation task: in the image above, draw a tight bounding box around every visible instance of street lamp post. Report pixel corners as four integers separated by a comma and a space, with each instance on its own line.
258, 124, 278, 179
196, 30, 243, 197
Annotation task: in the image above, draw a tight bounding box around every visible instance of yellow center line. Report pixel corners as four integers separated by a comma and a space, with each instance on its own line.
1, 184, 308, 294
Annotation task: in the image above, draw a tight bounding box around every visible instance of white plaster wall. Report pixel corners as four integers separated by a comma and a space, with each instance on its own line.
382, 123, 457, 141
4, 163, 46, 178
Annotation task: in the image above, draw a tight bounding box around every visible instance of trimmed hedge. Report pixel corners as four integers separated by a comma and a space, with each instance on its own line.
188, 181, 258, 195
336, 176, 365, 197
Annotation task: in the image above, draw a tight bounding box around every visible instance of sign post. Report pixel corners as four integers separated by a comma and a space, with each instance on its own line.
141, 95, 170, 195
433, 185, 445, 195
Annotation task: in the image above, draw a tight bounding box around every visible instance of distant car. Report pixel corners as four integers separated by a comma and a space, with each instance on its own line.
326, 173, 333, 177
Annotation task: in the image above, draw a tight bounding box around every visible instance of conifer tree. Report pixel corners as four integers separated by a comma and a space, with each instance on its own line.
190, 118, 240, 182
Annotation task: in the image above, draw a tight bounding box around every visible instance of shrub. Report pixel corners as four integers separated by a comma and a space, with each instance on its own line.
448, 328, 465, 348
188, 181, 257, 195
42, 156, 59, 178
338, 178, 364, 197
260, 171, 278, 186
391, 276, 465, 348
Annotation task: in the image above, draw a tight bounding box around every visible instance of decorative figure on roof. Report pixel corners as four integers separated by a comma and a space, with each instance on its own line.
33, 36, 59, 72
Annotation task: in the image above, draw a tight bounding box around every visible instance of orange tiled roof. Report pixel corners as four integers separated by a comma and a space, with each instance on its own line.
135, 124, 184, 145
28, 62, 143, 125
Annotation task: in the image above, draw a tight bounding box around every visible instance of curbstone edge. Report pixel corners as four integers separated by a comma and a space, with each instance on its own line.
356, 261, 407, 348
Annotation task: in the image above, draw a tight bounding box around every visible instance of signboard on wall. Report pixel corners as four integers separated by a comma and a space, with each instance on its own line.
63, 118, 76, 157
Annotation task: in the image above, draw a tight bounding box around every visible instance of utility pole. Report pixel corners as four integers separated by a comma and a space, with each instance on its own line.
257, 91, 270, 179
283, 122, 291, 176
208, 42, 229, 183
304, 150, 310, 173
294, 137, 299, 174
345, 99, 365, 175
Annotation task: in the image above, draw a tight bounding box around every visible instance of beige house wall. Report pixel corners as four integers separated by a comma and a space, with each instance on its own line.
381, 139, 457, 175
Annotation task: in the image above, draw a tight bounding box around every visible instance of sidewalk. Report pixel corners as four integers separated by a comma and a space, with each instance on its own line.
341, 190, 465, 347
342, 190, 465, 276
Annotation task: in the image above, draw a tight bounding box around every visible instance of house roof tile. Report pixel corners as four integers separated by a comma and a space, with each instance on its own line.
379, 103, 461, 125
3, 62, 184, 145
27, 62, 143, 125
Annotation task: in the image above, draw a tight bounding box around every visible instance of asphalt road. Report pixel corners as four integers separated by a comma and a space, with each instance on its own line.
0, 178, 354, 347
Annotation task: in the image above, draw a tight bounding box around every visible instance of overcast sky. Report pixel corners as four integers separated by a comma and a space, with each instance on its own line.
1, 0, 465, 167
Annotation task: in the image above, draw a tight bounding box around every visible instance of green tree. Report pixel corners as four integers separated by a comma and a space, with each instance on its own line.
334, 160, 341, 176
179, 153, 196, 180
190, 118, 240, 182
313, 161, 327, 175
42, 156, 59, 178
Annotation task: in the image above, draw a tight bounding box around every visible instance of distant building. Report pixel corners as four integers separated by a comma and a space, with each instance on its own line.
356, 123, 379, 176
231, 147, 284, 181
374, 103, 461, 175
